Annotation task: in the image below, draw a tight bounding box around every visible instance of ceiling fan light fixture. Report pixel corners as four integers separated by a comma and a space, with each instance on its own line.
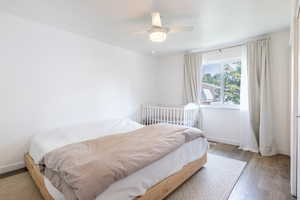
149, 31, 167, 42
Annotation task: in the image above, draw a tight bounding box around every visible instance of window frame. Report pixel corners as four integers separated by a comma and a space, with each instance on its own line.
201, 57, 241, 109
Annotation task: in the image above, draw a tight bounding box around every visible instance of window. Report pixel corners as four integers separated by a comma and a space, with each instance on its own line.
201, 59, 241, 106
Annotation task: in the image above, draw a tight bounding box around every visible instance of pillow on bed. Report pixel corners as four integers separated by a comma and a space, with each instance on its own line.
29, 118, 144, 163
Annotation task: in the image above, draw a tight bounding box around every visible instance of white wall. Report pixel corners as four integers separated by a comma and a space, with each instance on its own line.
0, 12, 158, 173
156, 29, 291, 155
156, 54, 184, 105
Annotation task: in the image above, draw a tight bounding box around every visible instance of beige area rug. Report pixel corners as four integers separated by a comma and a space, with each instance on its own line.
0, 154, 246, 200
166, 154, 246, 200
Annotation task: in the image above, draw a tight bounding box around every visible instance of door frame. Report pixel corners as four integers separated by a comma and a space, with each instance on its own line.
291, 0, 300, 197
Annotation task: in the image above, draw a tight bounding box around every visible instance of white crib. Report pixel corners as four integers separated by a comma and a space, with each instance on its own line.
141, 103, 199, 127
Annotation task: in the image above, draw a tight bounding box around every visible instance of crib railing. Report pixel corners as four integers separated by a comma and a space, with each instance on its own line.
141, 104, 199, 127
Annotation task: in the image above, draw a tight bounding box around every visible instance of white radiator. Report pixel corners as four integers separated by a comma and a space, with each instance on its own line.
141, 103, 199, 127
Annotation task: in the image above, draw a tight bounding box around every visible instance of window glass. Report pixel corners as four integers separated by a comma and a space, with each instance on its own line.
201, 59, 241, 106
223, 60, 241, 105
201, 63, 222, 104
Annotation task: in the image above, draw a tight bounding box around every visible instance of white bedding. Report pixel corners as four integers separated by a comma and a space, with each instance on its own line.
29, 118, 144, 164
29, 118, 208, 200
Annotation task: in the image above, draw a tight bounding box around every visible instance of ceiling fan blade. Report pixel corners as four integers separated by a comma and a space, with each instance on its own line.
169, 26, 194, 33
152, 12, 162, 27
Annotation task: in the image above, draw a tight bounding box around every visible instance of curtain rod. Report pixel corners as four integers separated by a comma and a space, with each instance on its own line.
189, 43, 245, 54
187, 35, 270, 55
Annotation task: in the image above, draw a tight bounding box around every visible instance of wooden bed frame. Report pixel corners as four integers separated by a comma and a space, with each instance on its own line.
25, 153, 207, 200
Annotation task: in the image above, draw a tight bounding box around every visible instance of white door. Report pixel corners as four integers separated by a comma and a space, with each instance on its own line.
297, 4, 300, 198
291, 1, 300, 197
289, 0, 300, 198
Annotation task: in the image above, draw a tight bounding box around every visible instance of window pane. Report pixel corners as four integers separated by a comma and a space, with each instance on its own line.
223, 60, 241, 105
201, 63, 222, 105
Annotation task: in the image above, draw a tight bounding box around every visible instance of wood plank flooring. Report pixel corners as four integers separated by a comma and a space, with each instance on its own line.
209, 142, 295, 200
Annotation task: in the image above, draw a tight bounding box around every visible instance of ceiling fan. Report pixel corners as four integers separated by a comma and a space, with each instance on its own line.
136, 12, 194, 42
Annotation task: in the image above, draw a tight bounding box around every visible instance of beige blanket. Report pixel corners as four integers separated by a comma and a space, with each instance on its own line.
40, 124, 204, 200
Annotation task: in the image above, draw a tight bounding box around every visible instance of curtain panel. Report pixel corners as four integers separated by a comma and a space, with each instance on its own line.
183, 53, 202, 103
183, 53, 203, 128
247, 38, 277, 156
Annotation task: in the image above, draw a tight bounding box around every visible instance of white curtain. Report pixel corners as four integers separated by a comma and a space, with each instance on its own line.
239, 45, 258, 152
183, 53, 203, 128
183, 53, 202, 103
246, 38, 277, 156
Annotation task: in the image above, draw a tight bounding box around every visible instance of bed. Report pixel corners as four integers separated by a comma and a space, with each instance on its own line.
25, 118, 208, 200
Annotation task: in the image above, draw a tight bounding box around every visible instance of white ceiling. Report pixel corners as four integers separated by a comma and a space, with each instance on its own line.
0, 0, 292, 55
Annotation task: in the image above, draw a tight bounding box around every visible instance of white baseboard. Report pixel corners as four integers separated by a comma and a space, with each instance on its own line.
208, 137, 290, 156
207, 137, 240, 146
0, 161, 25, 174
277, 148, 290, 156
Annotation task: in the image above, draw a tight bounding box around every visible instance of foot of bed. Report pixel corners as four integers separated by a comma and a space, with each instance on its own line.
25, 153, 207, 200
136, 153, 207, 200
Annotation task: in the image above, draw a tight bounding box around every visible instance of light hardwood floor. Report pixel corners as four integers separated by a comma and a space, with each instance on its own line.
0, 142, 295, 200
208, 142, 295, 200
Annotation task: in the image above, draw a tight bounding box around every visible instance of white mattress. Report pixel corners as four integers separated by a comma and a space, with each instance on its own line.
29, 118, 208, 200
